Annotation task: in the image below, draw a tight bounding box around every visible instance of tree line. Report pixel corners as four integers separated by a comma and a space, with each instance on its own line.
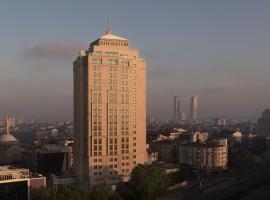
32, 164, 179, 200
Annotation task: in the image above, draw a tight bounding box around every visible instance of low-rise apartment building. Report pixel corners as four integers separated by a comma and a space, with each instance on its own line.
178, 139, 228, 172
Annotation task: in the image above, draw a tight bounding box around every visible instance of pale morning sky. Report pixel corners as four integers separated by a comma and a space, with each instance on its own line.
0, 0, 270, 121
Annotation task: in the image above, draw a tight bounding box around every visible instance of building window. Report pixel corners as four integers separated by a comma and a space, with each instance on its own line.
105, 52, 118, 57
95, 51, 103, 56
93, 58, 102, 64
108, 59, 118, 65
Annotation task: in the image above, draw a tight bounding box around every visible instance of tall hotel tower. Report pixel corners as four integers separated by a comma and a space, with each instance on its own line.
191, 96, 199, 122
73, 28, 147, 187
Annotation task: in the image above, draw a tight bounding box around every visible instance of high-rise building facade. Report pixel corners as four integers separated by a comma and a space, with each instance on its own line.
191, 96, 199, 122
173, 96, 184, 122
255, 109, 270, 135
73, 28, 147, 187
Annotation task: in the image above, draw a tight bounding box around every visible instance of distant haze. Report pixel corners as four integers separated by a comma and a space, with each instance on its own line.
0, 1, 269, 121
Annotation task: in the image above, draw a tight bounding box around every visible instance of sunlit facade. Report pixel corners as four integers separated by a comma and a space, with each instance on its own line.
73, 28, 147, 187
191, 96, 199, 122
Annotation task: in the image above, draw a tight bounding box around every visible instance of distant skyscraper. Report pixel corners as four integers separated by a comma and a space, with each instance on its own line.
180, 112, 188, 121
73, 28, 147, 187
3, 116, 16, 129
174, 96, 183, 122
255, 109, 270, 135
191, 96, 199, 122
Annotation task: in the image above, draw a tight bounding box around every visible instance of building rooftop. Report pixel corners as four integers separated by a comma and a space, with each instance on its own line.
89, 28, 129, 49
180, 140, 227, 148
99, 33, 128, 41
0, 133, 17, 144
99, 26, 128, 41
0, 166, 11, 172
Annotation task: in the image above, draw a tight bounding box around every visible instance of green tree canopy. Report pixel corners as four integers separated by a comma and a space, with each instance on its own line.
169, 168, 190, 186
89, 184, 122, 200
230, 147, 257, 172
32, 184, 121, 200
129, 164, 171, 200
56, 185, 90, 200
31, 187, 57, 200
115, 182, 135, 200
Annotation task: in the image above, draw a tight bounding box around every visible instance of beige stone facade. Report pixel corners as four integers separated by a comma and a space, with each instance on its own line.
73, 29, 147, 187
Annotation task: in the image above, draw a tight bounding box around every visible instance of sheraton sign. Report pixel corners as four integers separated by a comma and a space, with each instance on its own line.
99, 40, 129, 47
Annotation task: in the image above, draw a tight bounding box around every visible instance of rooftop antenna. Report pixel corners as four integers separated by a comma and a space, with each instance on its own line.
106, 20, 112, 35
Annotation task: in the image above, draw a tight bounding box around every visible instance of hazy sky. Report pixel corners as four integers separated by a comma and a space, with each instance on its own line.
1, 0, 270, 121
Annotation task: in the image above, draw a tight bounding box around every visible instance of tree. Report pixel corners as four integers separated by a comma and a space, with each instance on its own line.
32, 184, 122, 200
89, 184, 122, 200
116, 182, 136, 200
56, 185, 90, 200
230, 147, 257, 172
169, 168, 190, 186
129, 164, 171, 200
261, 149, 270, 165
31, 187, 57, 200
32, 185, 90, 200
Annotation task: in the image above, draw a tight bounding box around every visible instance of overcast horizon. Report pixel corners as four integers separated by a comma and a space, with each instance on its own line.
1, 0, 270, 121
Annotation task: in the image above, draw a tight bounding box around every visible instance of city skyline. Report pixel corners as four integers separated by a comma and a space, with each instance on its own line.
1, 1, 270, 120
0, 2, 270, 199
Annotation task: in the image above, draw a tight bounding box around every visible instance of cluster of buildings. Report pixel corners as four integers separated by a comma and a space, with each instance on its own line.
0, 116, 34, 127
147, 108, 270, 175
0, 166, 46, 200
1, 28, 270, 200
0, 116, 21, 165
0, 116, 76, 198
150, 130, 228, 172
214, 118, 239, 126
